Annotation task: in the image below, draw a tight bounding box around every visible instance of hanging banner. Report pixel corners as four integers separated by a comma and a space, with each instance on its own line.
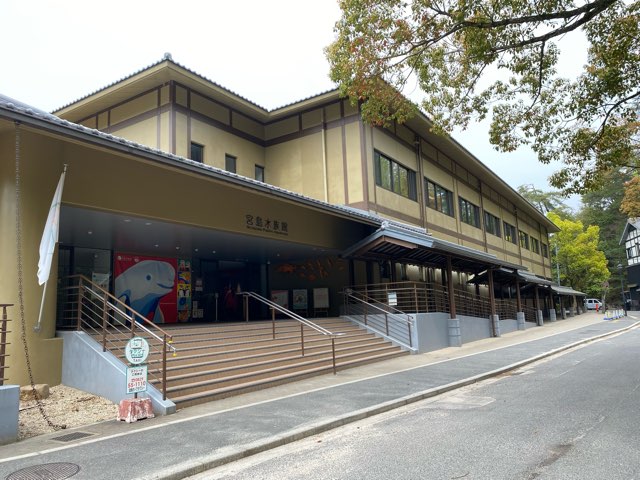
114, 253, 177, 324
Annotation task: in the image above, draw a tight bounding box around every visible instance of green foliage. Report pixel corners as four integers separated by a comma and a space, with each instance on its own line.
578, 168, 632, 303
548, 211, 610, 296
327, 0, 640, 195
516, 184, 573, 218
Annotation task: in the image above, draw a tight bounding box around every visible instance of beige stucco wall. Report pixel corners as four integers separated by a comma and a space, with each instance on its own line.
0, 128, 64, 386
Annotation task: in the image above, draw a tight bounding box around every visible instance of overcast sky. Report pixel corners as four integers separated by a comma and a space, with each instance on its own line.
1, 0, 586, 208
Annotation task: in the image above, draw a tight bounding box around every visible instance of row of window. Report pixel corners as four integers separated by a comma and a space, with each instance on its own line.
190, 142, 265, 182
374, 151, 549, 257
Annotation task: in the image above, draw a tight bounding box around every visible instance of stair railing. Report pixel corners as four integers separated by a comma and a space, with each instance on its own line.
342, 289, 415, 350
60, 275, 177, 400
0, 304, 12, 386
239, 291, 343, 374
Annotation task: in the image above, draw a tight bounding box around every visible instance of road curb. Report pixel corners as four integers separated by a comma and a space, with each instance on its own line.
142, 320, 639, 480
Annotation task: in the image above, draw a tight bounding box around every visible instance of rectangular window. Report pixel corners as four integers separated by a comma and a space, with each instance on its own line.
225, 154, 237, 173
424, 178, 454, 216
374, 151, 417, 200
459, 198, 480, 228
519, 231, 530, 250
542, 243, 549, 258
504, 222, 517, 244
484, 211, 501, 237
255, 165, 265, 182
531, 237, 540, 254
190, 142, 204, 163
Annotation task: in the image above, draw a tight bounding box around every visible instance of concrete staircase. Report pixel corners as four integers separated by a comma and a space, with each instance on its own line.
143, 317, 407, 409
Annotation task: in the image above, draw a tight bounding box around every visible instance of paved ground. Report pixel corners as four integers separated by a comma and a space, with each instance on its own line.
0, 312, 637, 480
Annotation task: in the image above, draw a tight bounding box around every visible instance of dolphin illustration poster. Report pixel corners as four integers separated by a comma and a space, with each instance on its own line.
114, 253, 178, 324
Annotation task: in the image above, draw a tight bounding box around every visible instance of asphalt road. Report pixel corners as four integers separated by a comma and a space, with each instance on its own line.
192, 328, 640, 480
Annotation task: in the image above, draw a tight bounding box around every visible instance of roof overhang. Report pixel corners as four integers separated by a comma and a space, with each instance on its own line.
341, 223, 523, 274
550, 285, 586, 296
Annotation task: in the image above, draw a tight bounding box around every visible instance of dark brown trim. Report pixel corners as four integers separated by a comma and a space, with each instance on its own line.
75, 84, 167, 125
170, 81, 176, 155
340, 103, 349, 205
359, 116, 370, 208
156, 87, 161, 149
105, 104, 168, 135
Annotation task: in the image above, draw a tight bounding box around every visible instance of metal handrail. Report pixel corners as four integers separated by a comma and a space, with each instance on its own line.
61, 275, 177, 399
0, 304, 12, 386
239, 291, 342, 374
342, 289, 414, 349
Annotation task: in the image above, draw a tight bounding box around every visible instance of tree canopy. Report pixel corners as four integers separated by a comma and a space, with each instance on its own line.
516, 184, 573, 217
620, 175, 640, 217
327, 0, 640, 195
548, 211, 610, 296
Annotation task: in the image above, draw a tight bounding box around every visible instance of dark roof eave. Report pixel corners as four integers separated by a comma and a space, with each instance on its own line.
0, 101, 382, 229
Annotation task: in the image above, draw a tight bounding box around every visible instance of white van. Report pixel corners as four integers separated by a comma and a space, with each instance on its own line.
584, 298, 603, 310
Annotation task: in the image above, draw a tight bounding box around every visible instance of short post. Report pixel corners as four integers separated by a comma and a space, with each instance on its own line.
516, 311, 525, 330
549, 309, 557, 322
271, 307, 276, 340
491, 314, 500, 337
76, 281, 84, 330
300, 323, 305, 356
331, 337, 337, 375
102, 292, 109, 352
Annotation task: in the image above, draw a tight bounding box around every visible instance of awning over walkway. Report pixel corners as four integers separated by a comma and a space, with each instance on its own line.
550, 285, 586, 296
469, 267, 554, 286
341, 223, 523, 273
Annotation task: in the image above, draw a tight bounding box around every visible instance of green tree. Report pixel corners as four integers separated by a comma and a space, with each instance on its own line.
579, 169, 632, 303
516, 184, 573, 218
327, 0, 640, 195
548, 211, 610, 297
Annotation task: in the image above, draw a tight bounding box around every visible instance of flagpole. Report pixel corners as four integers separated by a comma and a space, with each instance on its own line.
34, 164, 68, 333
35, 281, 48, 333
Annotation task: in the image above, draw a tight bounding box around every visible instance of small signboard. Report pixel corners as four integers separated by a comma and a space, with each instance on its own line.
292, 289, 308, 310
313, 288, 329, 309
388, 291, 398, 307
271, 290, 289, 309
126, 365, 148, 394
125, 337, 150, 365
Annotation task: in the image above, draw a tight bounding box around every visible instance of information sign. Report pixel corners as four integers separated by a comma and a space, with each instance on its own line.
126, 365, 148, 394
125, 336, 150, 365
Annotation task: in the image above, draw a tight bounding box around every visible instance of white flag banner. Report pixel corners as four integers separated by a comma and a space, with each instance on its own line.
37, 168, 66, 285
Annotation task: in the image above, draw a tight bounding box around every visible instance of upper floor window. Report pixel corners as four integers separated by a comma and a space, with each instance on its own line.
519, 231, 530, 250
504, 222, 517, 244
425, 178, 454, 216
459, 198, 480, 228
255, 165, 265, 182
484, 211, 501, 237
542, 242, 549, 258
190, 142, 204, 163
374, 151, 417, 200
531, 237, 540, 254
628, 245, 639, 259
225, 154, 237, 173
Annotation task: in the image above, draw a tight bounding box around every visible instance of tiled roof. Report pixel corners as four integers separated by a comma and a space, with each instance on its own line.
0, 92, 388, 229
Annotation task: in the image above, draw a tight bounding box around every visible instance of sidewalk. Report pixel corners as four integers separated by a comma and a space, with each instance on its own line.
1, 313, 637, 480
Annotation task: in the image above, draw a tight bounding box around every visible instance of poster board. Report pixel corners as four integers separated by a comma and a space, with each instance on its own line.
313, 288, 329, 316
271, 290, 289, 309
114, 253, 177, 324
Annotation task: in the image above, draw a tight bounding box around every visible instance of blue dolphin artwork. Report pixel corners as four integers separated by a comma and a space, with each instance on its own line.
115, 259, 176, 324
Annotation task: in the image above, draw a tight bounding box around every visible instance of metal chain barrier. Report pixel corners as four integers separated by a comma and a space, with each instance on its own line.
14, 122, 65, 431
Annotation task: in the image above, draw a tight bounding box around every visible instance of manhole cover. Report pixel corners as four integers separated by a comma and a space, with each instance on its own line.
6, 462, 80, 480
51, 432, 94, 443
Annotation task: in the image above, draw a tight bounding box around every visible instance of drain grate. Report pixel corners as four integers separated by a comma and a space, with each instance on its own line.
6, 462, 80, 480
51, 431, 94, 443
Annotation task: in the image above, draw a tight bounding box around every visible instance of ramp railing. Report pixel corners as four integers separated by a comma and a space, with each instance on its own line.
60, 275, 177, 399
342, 289, 415, 350
239, 291, 343, 374
0, 304, 12, 386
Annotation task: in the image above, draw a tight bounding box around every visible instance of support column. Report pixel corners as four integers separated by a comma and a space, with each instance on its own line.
488, 268, 499, 337
535, 286, 543, 326
446, 256, 461, 347
516, 311, 526, 330
548, 289, 556, 322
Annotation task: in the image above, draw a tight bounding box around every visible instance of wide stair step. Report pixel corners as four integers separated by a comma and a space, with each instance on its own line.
146, 317, 408, 409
